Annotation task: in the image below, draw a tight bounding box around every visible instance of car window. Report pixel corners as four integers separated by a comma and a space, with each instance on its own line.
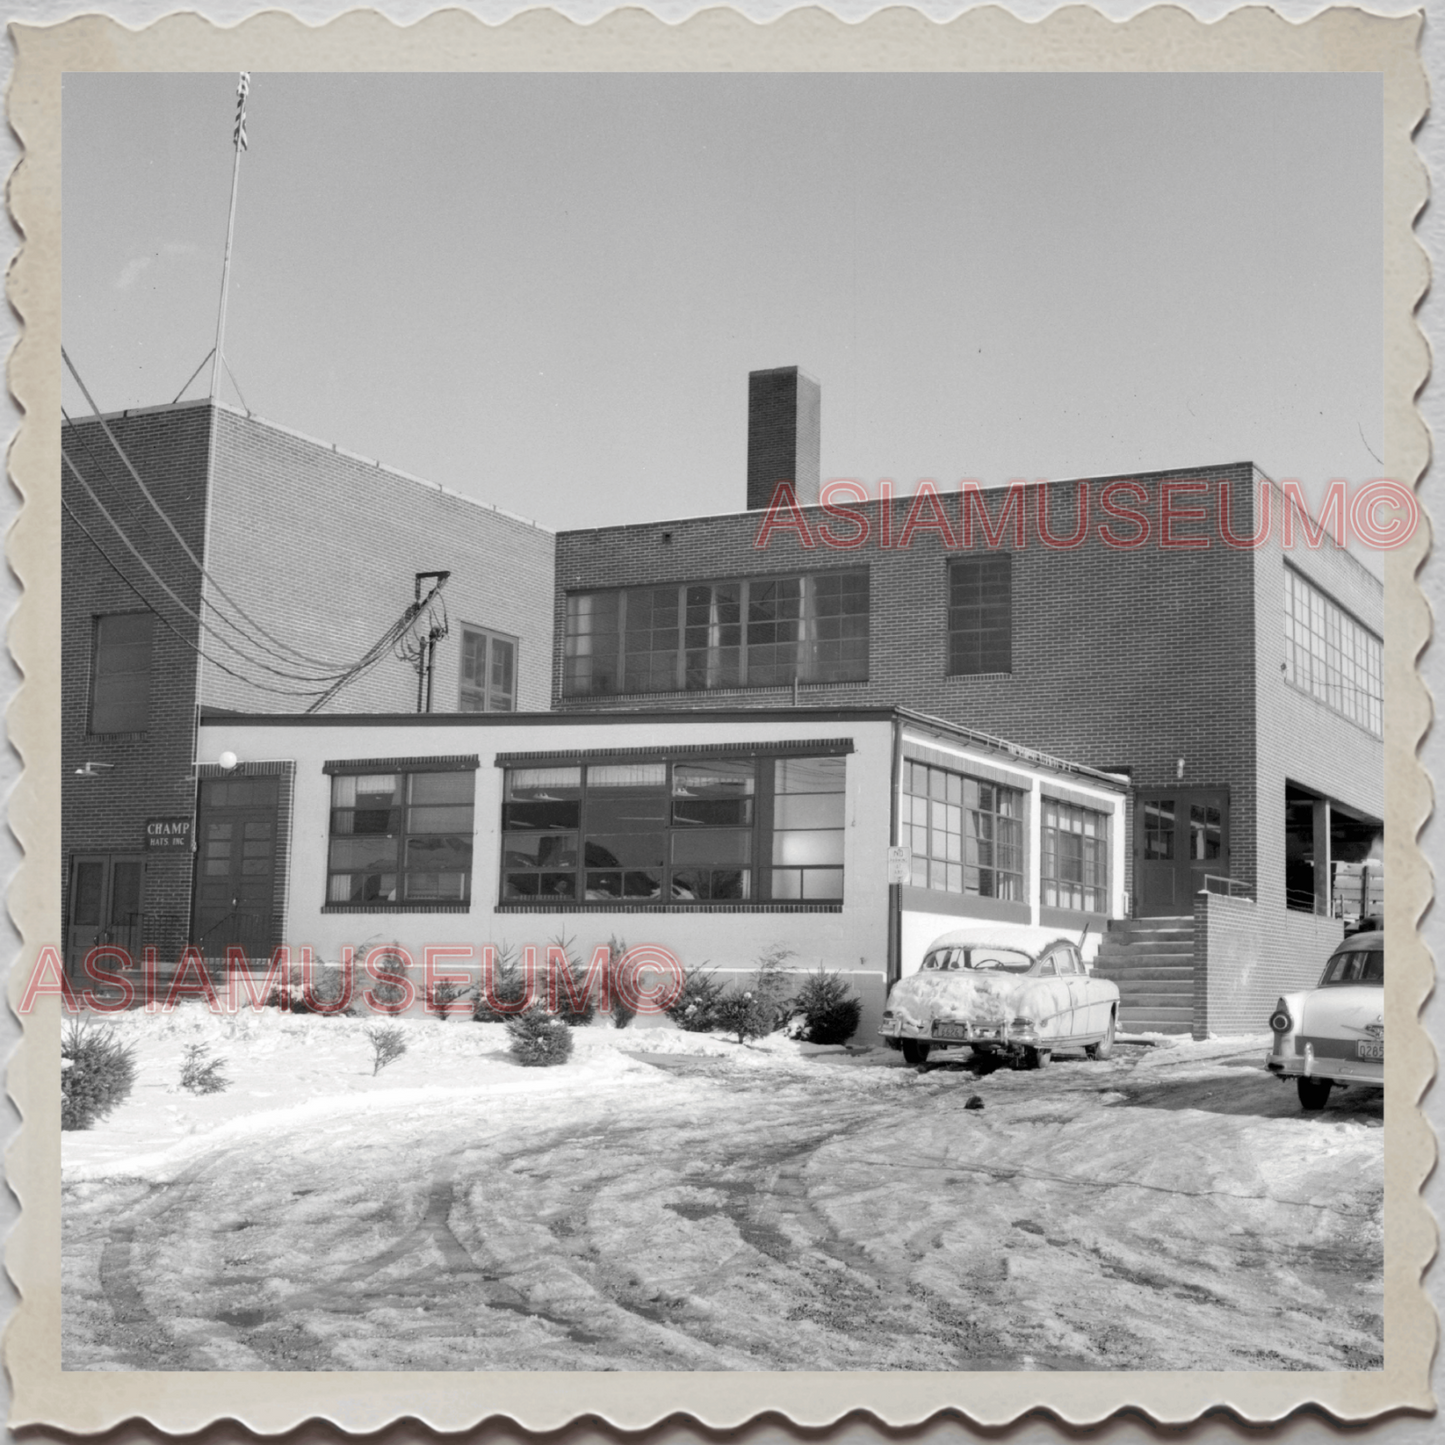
1036, 955, 1059, 976
1056, 947, 1082, 975
1319, 949, 1384, 987
921, 947, 1034, 974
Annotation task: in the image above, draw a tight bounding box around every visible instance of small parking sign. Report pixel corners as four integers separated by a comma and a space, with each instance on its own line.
887, 845, 912, 885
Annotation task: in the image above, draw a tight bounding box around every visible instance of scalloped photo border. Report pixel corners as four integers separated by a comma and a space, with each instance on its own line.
3, 4, 1433, 1433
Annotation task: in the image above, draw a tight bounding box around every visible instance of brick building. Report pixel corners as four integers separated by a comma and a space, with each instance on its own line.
61, 399, 555, 974
550, 372, 1385, 1035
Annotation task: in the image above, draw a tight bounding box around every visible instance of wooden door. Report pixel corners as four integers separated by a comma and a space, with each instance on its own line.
191, 776, 280, 962
66, 854, 146, 975
1135, 788, 1229, 915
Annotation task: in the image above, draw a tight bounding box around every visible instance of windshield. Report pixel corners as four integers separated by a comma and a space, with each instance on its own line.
1319, 949, 1383, 987
921, 946, 1035, 974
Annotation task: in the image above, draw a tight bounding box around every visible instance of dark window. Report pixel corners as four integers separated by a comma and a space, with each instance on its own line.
501, 754, 845, 904
328, 769, 475, 906
563, 570, 868, 697
91, 611, 154, 733
902, 760, 1024, 900
460, 626, 517, 713
947, 555, 1011, 676
1041, 799, 1109, 913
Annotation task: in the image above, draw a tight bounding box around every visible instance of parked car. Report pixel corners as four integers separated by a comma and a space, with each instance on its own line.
878, 926, 1121, 1068
1265, 928, 1384, 1111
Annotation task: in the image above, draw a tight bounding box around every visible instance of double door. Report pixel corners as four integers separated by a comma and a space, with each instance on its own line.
1135, 788, 1229, 916
67, 854, 146, 974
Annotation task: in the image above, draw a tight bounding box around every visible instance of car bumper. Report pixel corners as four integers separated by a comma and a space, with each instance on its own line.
880, 1018, 1039, 1047
1265, 1042, 1384, 1088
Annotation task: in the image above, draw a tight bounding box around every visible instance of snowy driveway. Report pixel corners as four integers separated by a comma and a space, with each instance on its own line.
62, 1012, 1384, 1372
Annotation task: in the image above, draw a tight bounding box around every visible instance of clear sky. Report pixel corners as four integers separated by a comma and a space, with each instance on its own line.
62, 71, 1383, 546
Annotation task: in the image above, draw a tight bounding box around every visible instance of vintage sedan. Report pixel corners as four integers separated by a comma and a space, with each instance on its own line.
1265, 928, 1384, 1111
878, 926, 1121, 1068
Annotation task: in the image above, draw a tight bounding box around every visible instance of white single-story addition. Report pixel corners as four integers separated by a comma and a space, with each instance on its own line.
193, 706, 1128, 1037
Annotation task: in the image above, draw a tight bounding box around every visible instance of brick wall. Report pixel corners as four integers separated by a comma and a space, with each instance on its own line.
1195, 890, 1344, 1038
555, 462, 1261, 893
61, 405, 212, 964
202, 406, 556, 717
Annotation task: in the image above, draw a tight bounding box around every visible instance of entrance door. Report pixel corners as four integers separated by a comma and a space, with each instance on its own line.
66, 854, 147, 975
191, 775, 280, 961
1135, 788, 1229, 915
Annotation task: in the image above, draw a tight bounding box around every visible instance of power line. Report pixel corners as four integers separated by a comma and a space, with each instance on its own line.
62, 345, 351, 672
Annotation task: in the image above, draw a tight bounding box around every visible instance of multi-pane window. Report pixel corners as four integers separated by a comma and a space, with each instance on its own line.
947, 555, 1011, 676
563, 570, 868, 697
1283, 568, 1382, 736
91, 611, 154, 733
460, 626, 517, 712
327, 768, 475, 906
1041, 799, 1110, 913
501, 754, 845, 904
902, 760, 1025, 900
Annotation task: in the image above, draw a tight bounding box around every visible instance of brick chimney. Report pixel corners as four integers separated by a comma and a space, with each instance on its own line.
747, 366, 820, 510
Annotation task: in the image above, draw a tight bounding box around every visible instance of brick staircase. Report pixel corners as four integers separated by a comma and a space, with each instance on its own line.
1091, 915, 1196, 1036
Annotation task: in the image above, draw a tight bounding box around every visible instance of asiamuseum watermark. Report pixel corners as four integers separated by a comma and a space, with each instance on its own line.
18, 943, 686, 1016
752, 477, 1420, 552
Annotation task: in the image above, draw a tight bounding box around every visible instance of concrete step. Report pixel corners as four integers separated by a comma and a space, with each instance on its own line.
1096, 938, 1195, 956
1116, 990, 1196, 1010
1119, 1004, 1194, 1021
1094, 965, 1196, 982
1120, 1018, 1194, 1035
1096, 956, 1197, 974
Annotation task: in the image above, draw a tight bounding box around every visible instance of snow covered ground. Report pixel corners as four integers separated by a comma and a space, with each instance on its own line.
61, 1004, 1384, 1372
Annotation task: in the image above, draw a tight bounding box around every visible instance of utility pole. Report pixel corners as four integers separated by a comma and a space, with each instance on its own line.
412, 571, 451, 713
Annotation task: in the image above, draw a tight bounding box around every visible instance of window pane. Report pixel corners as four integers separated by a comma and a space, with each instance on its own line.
91, 612, 155, 732
947, 555, 1012, 676
564, 592, 622, 697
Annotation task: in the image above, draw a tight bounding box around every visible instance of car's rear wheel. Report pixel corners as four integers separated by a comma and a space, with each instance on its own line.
1297, 1076, 1332, 1111
901, 1039, 931, 1065
1086, 1011, 1116, 1061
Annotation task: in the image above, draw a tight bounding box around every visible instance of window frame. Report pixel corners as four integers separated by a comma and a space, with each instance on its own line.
902, 759, 1026, 901
946, 553, 1012, 677
1282, 565, 1383, 737
1040, 796, 1111, 915
90, 610, 155, 735
459, 624, 519, 713
562, 568, 869, 698
497, 748, 849, 911
322, 756, 479, 914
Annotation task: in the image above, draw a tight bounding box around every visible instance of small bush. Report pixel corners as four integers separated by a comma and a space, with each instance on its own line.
791, 969, 862, 1045
426, 979, 473, 1019
474, 943, 531, 1022
506, 1006, 575, 1067
288, 959, 356, 1016
607, 936, 635, 1028
715, 945, 797, 1045
666, 967, 727, 1032
62, 1021, 138, 1130
364, 1024, 408, 1075
366, 947, 414, 1011
548, 934, 597, 1027
179, 1042, 230, 1095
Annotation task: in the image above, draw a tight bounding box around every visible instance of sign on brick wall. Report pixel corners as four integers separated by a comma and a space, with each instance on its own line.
145, 816, 192, 850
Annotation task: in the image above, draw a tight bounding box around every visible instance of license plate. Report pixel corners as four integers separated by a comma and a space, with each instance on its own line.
933, 1021, 970, 1041
1357, 1040, 1384, 1060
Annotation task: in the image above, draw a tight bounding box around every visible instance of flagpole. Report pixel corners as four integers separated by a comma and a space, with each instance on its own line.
210, 73, 249, 402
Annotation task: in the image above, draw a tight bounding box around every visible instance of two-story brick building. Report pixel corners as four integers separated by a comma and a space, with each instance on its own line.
61, 399, 555, 975
549, 370, 1384, 1034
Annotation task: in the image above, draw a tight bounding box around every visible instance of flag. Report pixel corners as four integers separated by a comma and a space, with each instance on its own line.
233, 72, 250, 151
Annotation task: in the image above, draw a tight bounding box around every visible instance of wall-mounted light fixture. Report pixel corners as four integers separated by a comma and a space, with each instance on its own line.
1176, 758, 1186, 780
73, 761, 115, 778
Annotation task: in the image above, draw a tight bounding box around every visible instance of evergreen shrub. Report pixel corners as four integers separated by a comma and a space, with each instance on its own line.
61, 1021, 138, 1130
506, 1006, 575, 1067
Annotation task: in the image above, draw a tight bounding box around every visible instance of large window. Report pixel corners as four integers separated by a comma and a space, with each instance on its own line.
903, 760, 1024, 899
1283, 567, 1382, 736
501, 753, 846, 904
326, 764, 476, 907
1041, 798, 1110, 913
563, 570, 868, 697
460, 626, 517, 712
947, 554, 1011, 676
91, 611, 154, 733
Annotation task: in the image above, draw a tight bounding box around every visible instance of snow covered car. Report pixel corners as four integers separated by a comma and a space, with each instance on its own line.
878, 927, 1120, 1068
1265, 928, 1384, 1111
